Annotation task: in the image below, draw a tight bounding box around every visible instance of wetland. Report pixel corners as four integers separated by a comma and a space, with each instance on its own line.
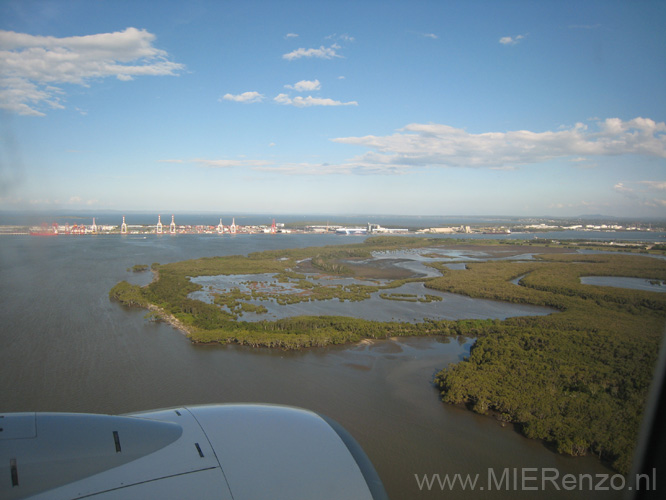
109, 236, 666, 474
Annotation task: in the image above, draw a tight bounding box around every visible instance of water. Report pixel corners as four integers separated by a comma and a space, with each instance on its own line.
581, 276, 666, 293
0, 234, 623, 499
190, 274, 555, 323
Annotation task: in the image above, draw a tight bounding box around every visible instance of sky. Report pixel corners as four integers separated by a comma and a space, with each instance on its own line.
0, 0, 665, 218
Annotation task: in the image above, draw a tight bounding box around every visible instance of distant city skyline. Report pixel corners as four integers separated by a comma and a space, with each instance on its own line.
1, 0, 664, 217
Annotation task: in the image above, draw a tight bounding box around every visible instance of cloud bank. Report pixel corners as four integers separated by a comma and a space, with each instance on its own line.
0, 27, 184, 116
331, 118, 666, 172
163, 118, 666, 178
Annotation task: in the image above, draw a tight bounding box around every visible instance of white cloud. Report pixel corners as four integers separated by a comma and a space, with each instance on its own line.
220, 91, 265, 103
0, 77, 62, 115
422, 33, 438, 39
251, 162, 355, 176
615, 180, 666, 208
614, 182, 635, 195
274, 93, 357, 107
160, 118, 666, 180
285, 33, 299, 38
274, 93, 291, 105
285, 79, 321, 92
330, 118, 666, 173
192, 158, 272, 168
160, 158, 272, 168
499, 34, 525, 45
0, 27, 184, 115
568, 156, 597, 168
617, 180, 666, 194
639, 181, 666, 190
282, 44, 341, 61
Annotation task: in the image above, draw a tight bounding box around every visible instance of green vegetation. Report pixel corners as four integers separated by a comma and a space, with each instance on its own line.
238, 302, 268, 314
210, 286, 271, 317
431, 253, 666, 473
109, 280, 149, 307
380, 292, 419, 302
108, 236, 452, 346
311, 254, 353, 275
380, 292, 443, 303
275, 270, 307, 281
129, 264, 149, 272
109, 237, 666, 474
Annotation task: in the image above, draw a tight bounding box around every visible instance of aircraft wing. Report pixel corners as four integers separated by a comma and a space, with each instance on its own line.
1, 404, 388, 500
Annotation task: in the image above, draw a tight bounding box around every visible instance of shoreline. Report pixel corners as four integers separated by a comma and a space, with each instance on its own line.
145, 304, 193, 338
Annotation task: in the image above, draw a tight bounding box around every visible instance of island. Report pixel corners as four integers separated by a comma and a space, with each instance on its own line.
110, 236, 666, 474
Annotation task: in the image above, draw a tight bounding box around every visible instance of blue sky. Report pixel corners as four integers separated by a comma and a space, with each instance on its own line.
1, 0, 665, 217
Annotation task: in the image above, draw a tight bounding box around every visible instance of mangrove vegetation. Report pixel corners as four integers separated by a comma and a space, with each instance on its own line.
109, 236, 666, 474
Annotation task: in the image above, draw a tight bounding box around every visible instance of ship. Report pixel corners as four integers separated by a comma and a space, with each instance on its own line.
335, 227, 368, 235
